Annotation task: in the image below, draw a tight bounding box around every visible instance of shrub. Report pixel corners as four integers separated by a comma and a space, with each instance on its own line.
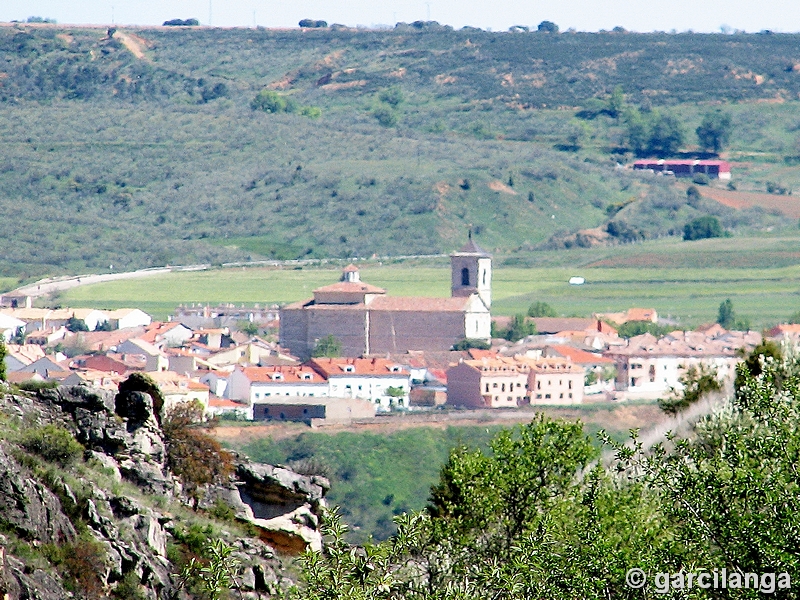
451, 338, 491, 351
683, 215, 724, 240
20, 424, 83, 467
372, 105, 398, 127
162, 401, 234, 508
251, 90, 286, 113
378, 86, 404, 107
527, 301, 557, 318
691, 173, 710, 185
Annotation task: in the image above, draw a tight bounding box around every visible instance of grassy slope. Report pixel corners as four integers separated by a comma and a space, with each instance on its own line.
4, 26, 800, 279
56, 235, 800, 327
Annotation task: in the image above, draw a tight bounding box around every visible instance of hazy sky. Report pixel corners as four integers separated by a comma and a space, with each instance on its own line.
2, 0, 800, 33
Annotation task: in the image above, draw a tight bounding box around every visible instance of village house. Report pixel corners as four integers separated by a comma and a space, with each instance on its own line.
594, 308, 658, 326
3, 344, 46, 372
227, 365, 329, 406
117, 338, 169, 372
280, 239, 492, 359
307, 357, 411, 410
540, 345, 615, 395
140, 322, 193, 349
604, 329, 761, 398
518, 357, 585, 405
0, 313, 25, 341
446, 356, 528, 408
107, 308, 152, 330
145, 370, 210, 412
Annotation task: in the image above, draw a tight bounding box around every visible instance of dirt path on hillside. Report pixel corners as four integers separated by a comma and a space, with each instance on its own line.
114, 32, 150, 60
213, 403, 663, 445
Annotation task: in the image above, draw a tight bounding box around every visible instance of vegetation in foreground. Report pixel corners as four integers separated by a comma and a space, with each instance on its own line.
291, 343, 800, 598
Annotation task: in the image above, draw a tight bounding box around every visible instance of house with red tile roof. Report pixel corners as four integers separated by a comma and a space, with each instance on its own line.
307, 357, 411, 410
446, 356, 528, 409
227, 365, 329, 407
280, 240, 492, 359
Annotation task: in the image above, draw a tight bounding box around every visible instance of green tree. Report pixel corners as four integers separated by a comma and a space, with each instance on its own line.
494, 314, 537, 341
378, 86, 404, 107
616, 320, 670, 338
607, 85, 625, 119
658, 364, 722, 414
537, 20, 559, 33
527, 301, 556, 318
312, 334, 342, 358
0, 337, 6, 381
251, 89, 287, 113
372, 105, 398, 127
696, 110, 732, 153
623, 108, 650, 156
451, 338, 491, 351
683, 215, 724, 240
65, 316, 89, 332
788, 311, 800, 324
646, 111, 685, 155
717, 298, 735, 328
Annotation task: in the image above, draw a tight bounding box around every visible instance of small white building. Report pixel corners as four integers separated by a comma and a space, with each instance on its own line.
108, 309, 152, 330
0, 313, 25, 342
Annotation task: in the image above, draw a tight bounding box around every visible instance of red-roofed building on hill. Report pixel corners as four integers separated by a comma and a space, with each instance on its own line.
633, 159, 731, 180
280, 240, 493, 359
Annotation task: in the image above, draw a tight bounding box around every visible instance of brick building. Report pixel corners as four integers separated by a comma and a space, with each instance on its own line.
280, 239, 492, 359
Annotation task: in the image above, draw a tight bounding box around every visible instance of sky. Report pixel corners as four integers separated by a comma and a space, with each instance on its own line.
2, 0, 800, 33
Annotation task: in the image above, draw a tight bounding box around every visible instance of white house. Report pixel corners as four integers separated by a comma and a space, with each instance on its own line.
604, 329, 761, 399
71, 309, 110, 331
227, 365, 329, 405
0, 313, 25, 342
107, 309, 152, 330
307, 357, 411, 410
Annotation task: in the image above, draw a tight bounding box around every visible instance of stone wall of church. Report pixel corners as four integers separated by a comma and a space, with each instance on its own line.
368, 310, 466, 354
307, 308, 369, 358
279, 306, 311, 359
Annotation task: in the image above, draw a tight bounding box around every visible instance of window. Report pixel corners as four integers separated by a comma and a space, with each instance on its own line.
485, 383, 490, 393
545, 393, 551, 399
493, 382, 498, 388
568, 380, 572, 389
461, 267, 470, 286
482, 269, 487, 285
501, 383, 506, 392
569, 393, 573, 398
559, 393, 563, 399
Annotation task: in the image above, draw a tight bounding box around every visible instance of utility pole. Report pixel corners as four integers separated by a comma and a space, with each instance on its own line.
425, 2, 431, 20
208, 0, 212, 26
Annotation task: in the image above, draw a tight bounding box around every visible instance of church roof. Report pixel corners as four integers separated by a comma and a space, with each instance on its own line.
369, 296, 471, 312
312, 281, 386, 294
451, 238, 491, 257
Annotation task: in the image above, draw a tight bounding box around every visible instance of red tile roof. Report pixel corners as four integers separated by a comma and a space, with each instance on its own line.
546, 345, 614, 365
308, 357, 409, 377
240, 365, 326, 384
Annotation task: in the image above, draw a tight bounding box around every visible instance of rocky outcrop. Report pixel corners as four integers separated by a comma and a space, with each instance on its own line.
230, 463, 329, 553
0, 445, 76, 545
0, 383, 329, 599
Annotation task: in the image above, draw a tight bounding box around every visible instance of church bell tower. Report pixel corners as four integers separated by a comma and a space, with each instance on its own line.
450, 233, 492, 309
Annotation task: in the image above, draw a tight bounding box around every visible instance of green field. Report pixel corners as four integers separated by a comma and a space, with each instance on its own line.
51, 236, 800, 328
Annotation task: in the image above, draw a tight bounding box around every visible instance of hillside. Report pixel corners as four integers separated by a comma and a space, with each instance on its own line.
3, 24, 800, 280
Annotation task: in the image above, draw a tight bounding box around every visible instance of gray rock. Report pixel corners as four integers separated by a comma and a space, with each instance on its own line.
0, 446, 76, 544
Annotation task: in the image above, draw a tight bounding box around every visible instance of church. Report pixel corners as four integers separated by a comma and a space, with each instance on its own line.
280, 239, 492, 359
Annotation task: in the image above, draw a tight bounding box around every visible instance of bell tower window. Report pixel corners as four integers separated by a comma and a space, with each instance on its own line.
461, 267, 470, 286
